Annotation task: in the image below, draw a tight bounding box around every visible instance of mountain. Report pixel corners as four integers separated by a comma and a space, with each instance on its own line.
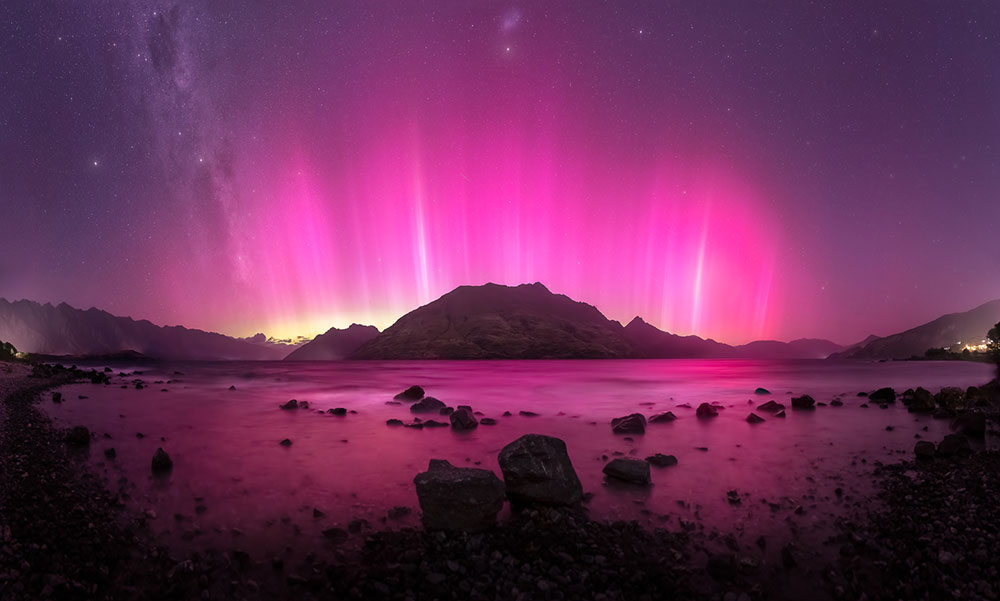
623, 317, 842, 359
350, 283, 635, 359
0, 298, 289, 360
830, 299, 1000, 360
285, 324, 380, 360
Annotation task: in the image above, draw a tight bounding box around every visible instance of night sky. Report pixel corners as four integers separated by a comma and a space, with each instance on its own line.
2, 1, 999, 344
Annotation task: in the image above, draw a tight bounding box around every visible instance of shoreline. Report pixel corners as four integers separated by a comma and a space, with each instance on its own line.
2, 361, 997, 600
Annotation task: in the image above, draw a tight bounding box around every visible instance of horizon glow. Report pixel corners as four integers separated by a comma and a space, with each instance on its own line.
3, 2, 999, 345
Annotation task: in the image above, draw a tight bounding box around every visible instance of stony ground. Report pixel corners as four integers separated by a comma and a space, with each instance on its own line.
2, 360, 999, 600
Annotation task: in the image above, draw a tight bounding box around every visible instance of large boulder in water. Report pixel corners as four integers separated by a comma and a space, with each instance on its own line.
914, 440, 936, 460
696, 403, 718, 418
936, 434, 971, 457
413, 459, 505, 532
790, 395, 815, 410
645, 453, 678, 467
754, 387, 770, 395
906, 387, 935, 413
602, 458, 651, 484
394, 386, 425, 401
869, 388, 896, 403
498, 434, 583, 507
935, 387, 965, 411
756, 400, 784, 413
151, 448, 173, 472
649, 411, 677, 423
611, 413, 646, 434
746, 413, 765, 424
410, 397, 446, 413
951, 412, 986, 437
279, 399, 299, 410
449, 405, 479, 430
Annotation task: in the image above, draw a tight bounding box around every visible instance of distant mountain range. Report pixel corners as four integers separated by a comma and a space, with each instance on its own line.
285, 324, 380, 360
0, 299, 290, 361
830, 299, 1000, 360
3, 285, 996, 361
348, 283, 844, 360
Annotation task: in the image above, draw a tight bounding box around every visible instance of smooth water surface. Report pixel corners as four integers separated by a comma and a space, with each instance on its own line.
45, 359, 994, 564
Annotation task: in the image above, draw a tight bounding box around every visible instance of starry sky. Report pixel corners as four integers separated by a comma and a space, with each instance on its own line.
2, 1, 999, 345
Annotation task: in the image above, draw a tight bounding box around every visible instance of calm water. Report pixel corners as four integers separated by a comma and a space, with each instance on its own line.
45, 359, 994, 564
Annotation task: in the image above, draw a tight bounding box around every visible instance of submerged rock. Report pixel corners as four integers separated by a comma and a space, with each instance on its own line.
449, 405, 479, 430
774, 410, 786, 418
790, 395, 815, 409
603, 458, 651, 484
151, 448, 173, 472
279, 399, 299, 410
410, 397, 446, 413
695, 403, 718, 418
649, 411, 677, 423
103, 447, 116, 459
413, 459, 505, 532
386, 418, 404, 426
757, 400, 785, 412
280, 438, 292, 446
746, 413, 765, 424
645, 453, 678, 467
519, 410, 539, 417
611, 413, 646, 434
329, 407, 347, 416
479, 417, 497, 426
754, 387, 771, 395
498, 434, 583, 507
394, 385, 425, 401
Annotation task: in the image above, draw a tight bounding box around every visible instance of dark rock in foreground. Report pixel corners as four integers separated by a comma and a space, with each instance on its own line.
746, 412, 765, 424
151, 447, 173, 471
498, 434, 583, 507
951, 412, 986, 436
936, 434, 971, 457
603, 458, 651, 484
611, 413, 646, 434
914, 440, 936, 459
695, 403, 718, 418
413, 459, 505, 532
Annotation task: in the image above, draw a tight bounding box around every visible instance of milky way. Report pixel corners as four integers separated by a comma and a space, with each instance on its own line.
2, 2, 999, 343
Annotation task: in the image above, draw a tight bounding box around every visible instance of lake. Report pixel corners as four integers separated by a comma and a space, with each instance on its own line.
45, 359, 994, 567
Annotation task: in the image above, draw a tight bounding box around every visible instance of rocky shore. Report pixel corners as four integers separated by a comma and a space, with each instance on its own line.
2, 360, 999, 600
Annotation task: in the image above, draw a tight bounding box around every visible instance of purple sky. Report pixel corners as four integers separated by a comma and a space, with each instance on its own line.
2, 2, 999, 344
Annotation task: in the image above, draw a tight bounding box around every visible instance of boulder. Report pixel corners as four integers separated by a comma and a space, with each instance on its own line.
746, 413, 765, 424
66, 426, 90, 446
329, 407, 347, 416
914, 440, 936, 460
410, 397, 446, 413
439, 407, 454, 416
279, 438, 292, 446
603, 458, 651, 484
696, 403, 718, 418
649, 411, 677, 423
52, 392, 63, 403
645, 453, 678, 467
449, 405, 479, 430
394, 386, 425, 401
790, 395, 815, 409
774, 410, 786, 418
519, 411, 539, 417
611, 413, 646, 434
935, 387, 965, 411
757, 400, 785, 413
498, 434, 583, 507
414, 459, 505, 532
906, 387, 935, 413
480, 417, 497, 425
104, 447, 116, 459
869, 387, 896, 403
754, 387, 770, 395
151, 448, 173, 472
386, 418, 404, 426
830, 399, 843, 407
422, 419, 449, 428
951, 412, 986, 437
936, 434, 971, 457
279, 399, 299, 410
932, 407, 955, 420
